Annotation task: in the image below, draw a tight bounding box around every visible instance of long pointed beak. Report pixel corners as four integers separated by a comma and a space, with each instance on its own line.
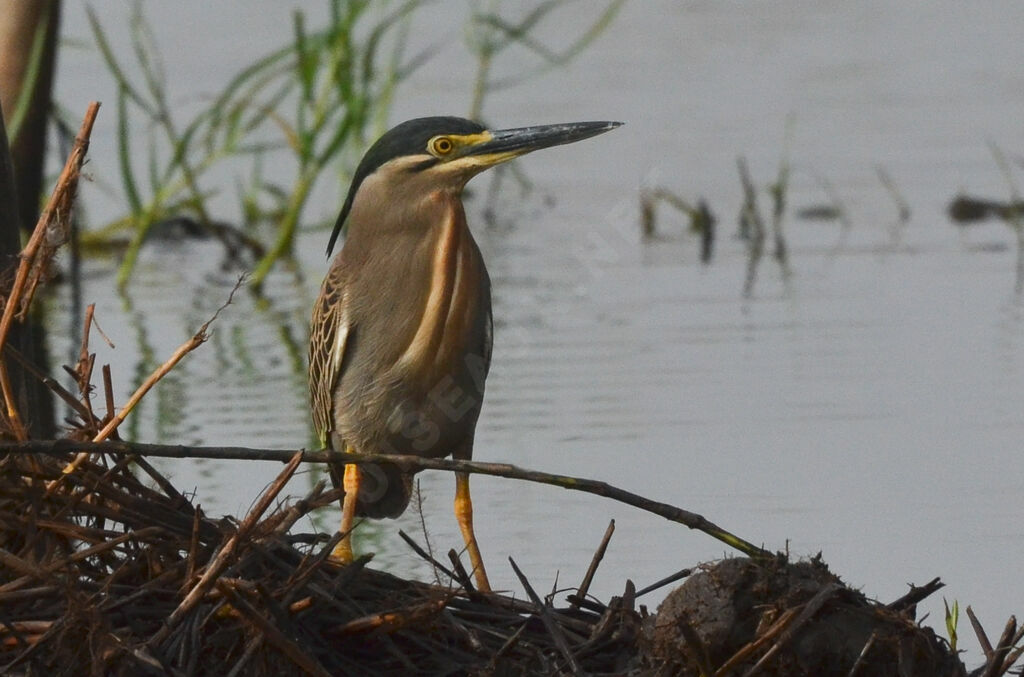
466, 120, 622, 164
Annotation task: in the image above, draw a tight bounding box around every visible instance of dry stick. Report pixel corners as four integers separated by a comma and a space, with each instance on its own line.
447, 549, 477, 594
216, 580, 332, 677
45, 327, 208, 489
0, 549, 50, 583
442, 609, 486, 655
742, 583, 842, 677
225, 636, 264, 677
184, 505, 202, 588
10, 439, 770, 560
398, 530, 459, 582
846, 631, 879, 677
47, 276, 246, 490
74, 304, 98, 426
269, 478, 328, 536
1002, 634, 1024, 677
332, 596, 451, 636
714, 606, 801, 677
886, 576, 943, 612
2, 344, 90, 420
969, 605, 995, 663
146, 450, 303, 649
101, 364, 115, 421
568, 519, 614, 609
997, 617, 1023, 673
76, 304, 95, 381
980, 616, 1020, 677
508, 556, 582, 676
0, 102, 100, 438
635, 566, 693, 598
489, 622, 528, 667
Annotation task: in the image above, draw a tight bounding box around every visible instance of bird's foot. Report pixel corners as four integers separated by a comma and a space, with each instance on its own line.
328, 537, 355, 564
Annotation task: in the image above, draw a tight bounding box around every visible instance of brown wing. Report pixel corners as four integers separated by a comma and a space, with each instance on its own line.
309, 270, 351, 448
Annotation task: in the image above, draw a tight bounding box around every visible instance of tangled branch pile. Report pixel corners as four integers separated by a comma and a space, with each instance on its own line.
0, 449, 644, 675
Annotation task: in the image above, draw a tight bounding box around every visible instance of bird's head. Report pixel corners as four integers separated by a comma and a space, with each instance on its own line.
326, 116, 622, 256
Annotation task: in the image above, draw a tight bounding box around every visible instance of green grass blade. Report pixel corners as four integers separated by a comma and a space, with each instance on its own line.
5, 1, 52, 144
292, 10, 316, 104
86, 6, 155, 115
129, 3, 167, 109
116, 84, 143, 213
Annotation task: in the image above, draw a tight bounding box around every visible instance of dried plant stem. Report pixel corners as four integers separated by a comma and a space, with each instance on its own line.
147, 450, 303, 648
74, 304, 97, 427
0, 102, 99, 439
509, 557, 582, 676
11, 439, 770, 560
568, 519, 614, 609
47, 276, 245, 490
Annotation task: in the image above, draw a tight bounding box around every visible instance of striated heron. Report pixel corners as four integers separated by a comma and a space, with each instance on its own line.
309, 116, 621, 591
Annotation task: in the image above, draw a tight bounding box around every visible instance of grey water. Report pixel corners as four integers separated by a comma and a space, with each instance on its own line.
50, 2, 1024, 664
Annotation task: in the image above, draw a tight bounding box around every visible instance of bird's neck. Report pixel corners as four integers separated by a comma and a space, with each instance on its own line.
396, 191, 480, 376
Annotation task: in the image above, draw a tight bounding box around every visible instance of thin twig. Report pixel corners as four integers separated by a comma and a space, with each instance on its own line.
102, 364, 115, 422
509, 556, 582, 676
398, 530, 459, 582
216, 579, 332, 677
886, 577, 943, 613
569, 519, 614, 610
1, 344, 90, 421
635, 566, 693, 598
846, 630, 878, 677
48, 275, 246, 488
74, 304, 97, 426
980, 615, 1019, 677
743, 583, 841, 676
714, 606, 801, 677
448, 549, 477, 594
968, 605, 994, 662
9, 439, 771, 560
146, 450, 302, 648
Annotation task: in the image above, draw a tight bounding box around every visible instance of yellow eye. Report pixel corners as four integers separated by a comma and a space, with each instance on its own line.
430, 136, 454, 156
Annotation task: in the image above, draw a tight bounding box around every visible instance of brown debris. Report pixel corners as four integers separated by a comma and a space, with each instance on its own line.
5, 446, 1016, 675
0, 450, 644, 675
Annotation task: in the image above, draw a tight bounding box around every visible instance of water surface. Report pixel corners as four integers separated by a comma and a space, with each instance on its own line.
50, 2, 1024, 664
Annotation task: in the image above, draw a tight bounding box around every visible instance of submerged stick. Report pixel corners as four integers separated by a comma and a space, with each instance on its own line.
5, 439, 771, 560
738, 156, 766, 298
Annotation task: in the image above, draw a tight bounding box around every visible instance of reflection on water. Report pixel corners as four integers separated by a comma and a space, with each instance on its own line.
47, 1, 1024, 667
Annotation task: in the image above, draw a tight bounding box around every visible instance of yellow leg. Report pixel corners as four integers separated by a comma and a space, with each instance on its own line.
455, 471, 491, 592
332, 462, 360, 562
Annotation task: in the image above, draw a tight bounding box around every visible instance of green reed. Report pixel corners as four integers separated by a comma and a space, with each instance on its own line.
81, 1, 623, 292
